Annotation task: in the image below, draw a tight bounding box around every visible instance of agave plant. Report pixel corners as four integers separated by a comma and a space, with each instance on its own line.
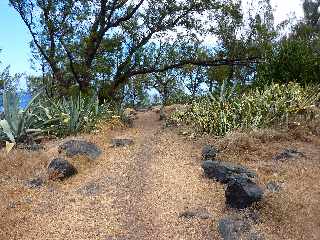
0, 90, 43, 146
39, 93, 108, 136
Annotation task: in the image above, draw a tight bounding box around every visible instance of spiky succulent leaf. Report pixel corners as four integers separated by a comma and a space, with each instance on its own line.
0, 119, 16, 143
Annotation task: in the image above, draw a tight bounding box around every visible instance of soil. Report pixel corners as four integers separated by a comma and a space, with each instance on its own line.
0, 110, 319, 240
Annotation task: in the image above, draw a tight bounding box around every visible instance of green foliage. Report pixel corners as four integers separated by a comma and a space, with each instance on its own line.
172, 83, 320, 136
0, 89, 114, 144
166, 89, 193, 105
258, 38, 320, 86
37, 93, 111, 136
303, 0, 320, 29
256, 0, 320, 87
10, 0, 243, 100
123, 75, 150, 108
0, 90, 43, 143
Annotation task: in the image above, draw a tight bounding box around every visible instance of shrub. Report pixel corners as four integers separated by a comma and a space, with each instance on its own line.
171, 82, 320, 136
36, 93, 112, 136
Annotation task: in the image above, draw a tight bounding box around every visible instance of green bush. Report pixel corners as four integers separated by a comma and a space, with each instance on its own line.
0, 87, 115, 151
36, 93, 112, 136
171, 82, 320, 136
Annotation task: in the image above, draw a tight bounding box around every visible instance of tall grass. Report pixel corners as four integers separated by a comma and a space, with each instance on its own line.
171, 82, 320, 136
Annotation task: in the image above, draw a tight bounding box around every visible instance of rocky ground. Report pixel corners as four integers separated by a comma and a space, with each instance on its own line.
0, 109, 319, 240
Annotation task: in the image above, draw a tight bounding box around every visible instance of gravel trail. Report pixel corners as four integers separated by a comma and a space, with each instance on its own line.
1, 110, 223, 240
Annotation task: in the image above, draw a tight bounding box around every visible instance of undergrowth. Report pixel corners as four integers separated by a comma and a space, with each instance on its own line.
170, 82, 320, 136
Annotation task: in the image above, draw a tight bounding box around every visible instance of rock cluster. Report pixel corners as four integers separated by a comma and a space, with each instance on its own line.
201, 145, 265, 239
201, 145, 263, 209
46, 140, 102, 181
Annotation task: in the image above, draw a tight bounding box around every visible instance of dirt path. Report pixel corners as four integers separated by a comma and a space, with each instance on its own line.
1, 110, 224, 240
2, 110, 320, 240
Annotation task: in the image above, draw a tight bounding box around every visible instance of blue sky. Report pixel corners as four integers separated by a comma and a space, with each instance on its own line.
0, 0, 304, 76
0, 1, 34, 75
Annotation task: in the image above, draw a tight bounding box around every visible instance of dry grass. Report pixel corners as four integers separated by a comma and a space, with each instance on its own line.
0, 111, 319, 239
212, 124, 320, 239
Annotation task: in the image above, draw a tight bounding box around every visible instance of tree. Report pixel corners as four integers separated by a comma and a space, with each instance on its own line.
123, 75, 150, 108
207, 0, 276, 88
206, 65, 231, 92
303, 0, 320, 29
151, 70, 181, 106
181, 65, 205, 99
10, 0, 258, 102
256, 0, 320, 85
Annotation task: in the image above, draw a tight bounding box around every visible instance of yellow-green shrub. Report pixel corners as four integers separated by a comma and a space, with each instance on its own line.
171, 83, 319, 136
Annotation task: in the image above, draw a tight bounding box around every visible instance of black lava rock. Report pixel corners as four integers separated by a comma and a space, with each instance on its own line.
111, 138, 134, 147
202, 160, 256, 184
59, 140, 102, 160
48, 158, 77, 180
225, 177, 263, 209
202, 145, 218, 160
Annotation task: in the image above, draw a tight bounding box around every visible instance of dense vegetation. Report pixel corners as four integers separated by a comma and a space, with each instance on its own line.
0, 0, 319, 146
171, 82, 319, 136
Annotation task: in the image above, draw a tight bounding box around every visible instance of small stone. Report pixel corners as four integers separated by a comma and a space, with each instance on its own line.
179, 209, 212, 220
7, 202, 16, 209
111, 138, 134, 147
48, 158, 77, 180
122, 108, 136, 127
266, 181, 282, 193
202, 145, 218, 160
272, 148, 304, 161
248, 231, 265, 240
77, 182, 101, 196
179, 211, 196, 218
27, 143, 44, 151
24, 197, 33, 204
59, 140, 102, 160
189, 133, 196, 140
225, 177, 263, 209
244, 209, 261, 224
18, 143, 44, 151
181, 131, 189, 136
218, 217, 250, 240
26, 177, 44, 188
159, 109, 166, 121
135, 107, 148, 112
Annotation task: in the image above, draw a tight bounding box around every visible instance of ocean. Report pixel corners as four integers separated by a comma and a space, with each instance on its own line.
0, 92, 31, 111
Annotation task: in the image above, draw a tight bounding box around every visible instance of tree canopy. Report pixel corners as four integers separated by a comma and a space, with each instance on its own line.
8, 0, 320, 105
9, 0, 260, 101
